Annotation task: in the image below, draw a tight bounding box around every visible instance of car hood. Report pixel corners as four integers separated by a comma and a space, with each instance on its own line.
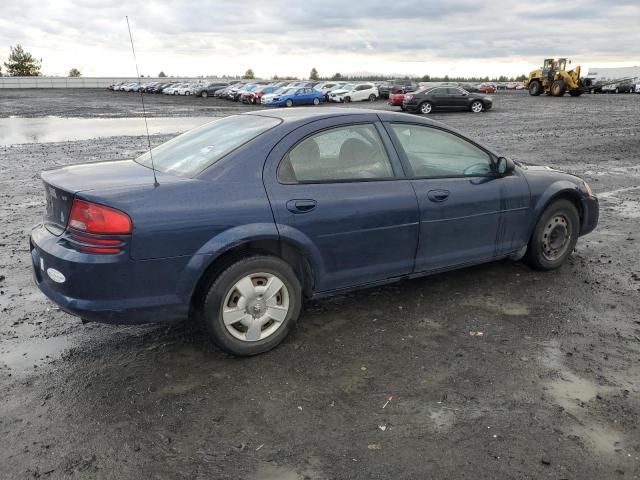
330, 89, 350, 95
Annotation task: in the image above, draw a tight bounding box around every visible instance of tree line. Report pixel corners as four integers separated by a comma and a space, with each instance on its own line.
0, 47, 526, 82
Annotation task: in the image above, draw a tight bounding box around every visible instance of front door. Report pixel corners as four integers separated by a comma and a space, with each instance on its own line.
264, 116, 420, 292
385, 122, 516, 272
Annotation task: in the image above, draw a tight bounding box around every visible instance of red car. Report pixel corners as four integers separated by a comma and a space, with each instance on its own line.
388, 91, 406, 108
478, 83, 496, 94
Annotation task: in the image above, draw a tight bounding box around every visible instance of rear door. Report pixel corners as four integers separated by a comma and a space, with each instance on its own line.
385, 122, 528, 272
263, 116, 420, 292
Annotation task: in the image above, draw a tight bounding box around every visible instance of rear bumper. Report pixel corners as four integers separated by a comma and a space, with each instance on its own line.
580, 195, 599, 236
30, 224, 191, 324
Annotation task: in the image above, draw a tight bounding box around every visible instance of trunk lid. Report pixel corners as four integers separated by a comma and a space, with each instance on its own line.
40, 159, 185, 235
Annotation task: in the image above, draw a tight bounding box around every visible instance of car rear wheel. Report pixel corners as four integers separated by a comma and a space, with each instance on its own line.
419, 101, 433, 114
285, 99, 293, 107
313, 98, 320, 105
201, 256, 302, 356
368, 94, 376, 102
525, 199, 579, 270
201, 91, 208, 98
471, 101, 484, 113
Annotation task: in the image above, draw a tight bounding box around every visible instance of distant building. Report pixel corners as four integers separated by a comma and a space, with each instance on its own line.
586, 66, 640, 82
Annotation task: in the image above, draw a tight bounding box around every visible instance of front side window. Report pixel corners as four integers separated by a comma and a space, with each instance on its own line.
135, 115, 281, 177
389, 124, 493, 177
279, 124, 394, 183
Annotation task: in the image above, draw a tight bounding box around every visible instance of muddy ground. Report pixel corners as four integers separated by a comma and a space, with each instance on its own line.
0, 89, 639, 479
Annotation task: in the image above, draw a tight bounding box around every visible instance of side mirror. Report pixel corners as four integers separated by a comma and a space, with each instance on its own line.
497, 157, 515, 176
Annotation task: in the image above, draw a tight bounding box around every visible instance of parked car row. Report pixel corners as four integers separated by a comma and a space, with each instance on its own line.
107, 78, 500, 114
214, 80, 382, 106
107, 81, 232, 97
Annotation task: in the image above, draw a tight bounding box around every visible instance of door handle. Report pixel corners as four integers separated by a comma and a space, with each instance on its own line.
286, 199, 317, 213
427, 190, 450, 202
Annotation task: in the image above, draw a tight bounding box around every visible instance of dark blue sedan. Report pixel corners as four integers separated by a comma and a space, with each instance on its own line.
30, 108, 599, 356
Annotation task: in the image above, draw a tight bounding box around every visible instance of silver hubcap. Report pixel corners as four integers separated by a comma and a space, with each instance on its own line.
542, 214, 571, 261
222, 273, 290, 342
472, 102, 483, 112
421, 103, 431, 114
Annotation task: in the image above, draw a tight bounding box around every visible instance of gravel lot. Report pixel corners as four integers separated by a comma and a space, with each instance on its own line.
1, 89, 639, 479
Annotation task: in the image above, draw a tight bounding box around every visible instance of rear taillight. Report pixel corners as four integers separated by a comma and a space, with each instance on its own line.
68, 199, 132, 235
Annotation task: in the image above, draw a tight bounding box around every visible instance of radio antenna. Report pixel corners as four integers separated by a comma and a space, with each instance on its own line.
125, 16, 159, 187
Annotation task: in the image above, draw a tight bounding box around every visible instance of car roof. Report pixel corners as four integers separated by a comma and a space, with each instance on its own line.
244, 107, 443, 126
242, 108, 498, 155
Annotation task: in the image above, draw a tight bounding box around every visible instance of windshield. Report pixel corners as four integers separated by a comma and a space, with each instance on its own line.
135, 115, 281, 176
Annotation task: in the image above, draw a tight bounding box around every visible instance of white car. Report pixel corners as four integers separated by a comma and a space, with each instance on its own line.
328, 83, 379, 103
163, 83, 186, 95
176, 83, 198, 95
314, 81, 347, 96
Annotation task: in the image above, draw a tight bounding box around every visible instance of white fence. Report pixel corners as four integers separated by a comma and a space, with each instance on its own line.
0, 77, 224, 89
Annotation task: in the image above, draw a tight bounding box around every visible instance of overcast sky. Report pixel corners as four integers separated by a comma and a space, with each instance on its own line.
1, 0, 638, 78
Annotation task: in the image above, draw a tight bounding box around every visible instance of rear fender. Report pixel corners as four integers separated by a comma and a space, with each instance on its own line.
175, 223, 279, 300
175, 223, 325, 301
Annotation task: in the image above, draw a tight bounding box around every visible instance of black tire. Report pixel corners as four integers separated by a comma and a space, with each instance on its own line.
525, 199, 580, 270
201, 91, 208, 98
343, 96, 351, 103
419, 101, 433, 114
368, 94, 376, 102
470, 100, 484, 113
529, 80, 542, 96
313, 97, 320, 105
201, 256, 302, 356
285, 99, 293, 107
551, 80, 566, 97
569, 89, 583, 97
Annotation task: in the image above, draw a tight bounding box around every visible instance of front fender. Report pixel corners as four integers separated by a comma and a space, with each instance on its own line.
529, 180, 584, 234
175, 223, 279, 301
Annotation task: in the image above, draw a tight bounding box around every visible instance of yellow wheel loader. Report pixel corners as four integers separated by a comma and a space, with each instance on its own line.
524, 58, 592, 97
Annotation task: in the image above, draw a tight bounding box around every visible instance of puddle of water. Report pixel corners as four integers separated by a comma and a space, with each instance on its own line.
0, 336, 72, 376
0, 116, 212, 145
247, 465, 303, 480
540, 341, 626, 455
429, 408, 456, 432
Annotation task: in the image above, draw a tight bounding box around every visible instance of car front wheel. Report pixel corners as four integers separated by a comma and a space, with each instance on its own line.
201, 91, 208, 98
526, 199, 580, 270
285, 99, 293, 107
201, 256, 302, 356
471, 100, 484, 113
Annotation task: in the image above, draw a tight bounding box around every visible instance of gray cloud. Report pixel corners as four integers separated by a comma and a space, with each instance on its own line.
0, 0, 638, 76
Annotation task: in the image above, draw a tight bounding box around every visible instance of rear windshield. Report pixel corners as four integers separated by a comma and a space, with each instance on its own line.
135, 115, 281, 176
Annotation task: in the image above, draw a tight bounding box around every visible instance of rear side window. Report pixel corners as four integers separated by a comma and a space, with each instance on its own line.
135, 115, 280, 177
278, 124, 394, 183
390, 124, 493, 177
